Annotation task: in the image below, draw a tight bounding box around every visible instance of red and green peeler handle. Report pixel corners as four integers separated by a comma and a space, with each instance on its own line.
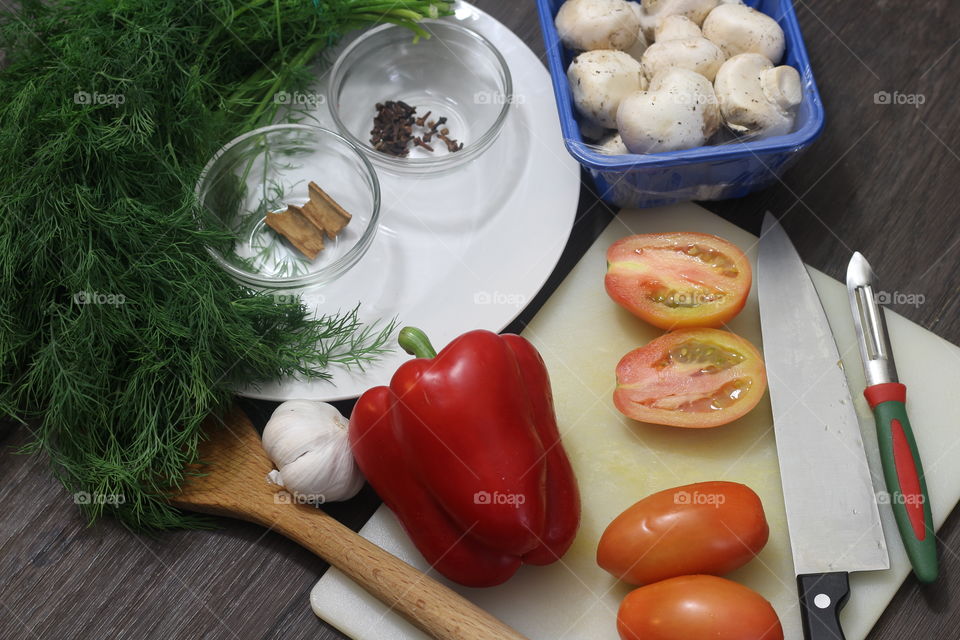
864, 382, 938, 583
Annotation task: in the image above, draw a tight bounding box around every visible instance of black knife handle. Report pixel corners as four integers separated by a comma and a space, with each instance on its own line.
797, 572, 850, 640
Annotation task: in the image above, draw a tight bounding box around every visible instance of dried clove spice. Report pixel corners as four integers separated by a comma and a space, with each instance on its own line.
413, 136, 434, 153
370, 101, 416, 157
370, 101, 463, 157
437, 131, 463, 153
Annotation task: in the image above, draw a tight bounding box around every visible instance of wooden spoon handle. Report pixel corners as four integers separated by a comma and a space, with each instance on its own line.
261, 502, 529, 640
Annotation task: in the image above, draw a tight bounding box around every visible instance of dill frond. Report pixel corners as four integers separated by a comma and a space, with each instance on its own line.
0, 0, 450, 529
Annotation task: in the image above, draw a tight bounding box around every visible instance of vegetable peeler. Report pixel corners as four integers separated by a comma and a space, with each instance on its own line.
847, 251, 938, 583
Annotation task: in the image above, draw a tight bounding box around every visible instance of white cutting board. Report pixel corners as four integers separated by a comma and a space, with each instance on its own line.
311, 203, 960, 640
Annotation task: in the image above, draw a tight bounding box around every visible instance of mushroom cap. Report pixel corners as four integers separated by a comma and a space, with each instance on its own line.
655, 14, 704, 41
714, 53, 802, 138
638, 0, 720, 41
617, 67, 720, 153
556, 0, 642, 51
568, 49, 646, 129
579, 118, 610, 142
624, 9, 650, 62
702, 3, 786, 63
641, 18, 727, 82
598, 132, 630, 155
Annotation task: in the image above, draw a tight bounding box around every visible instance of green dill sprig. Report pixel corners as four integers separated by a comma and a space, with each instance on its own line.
0, 0, 450, 529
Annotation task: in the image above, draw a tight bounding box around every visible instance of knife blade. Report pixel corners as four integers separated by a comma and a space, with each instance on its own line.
758, 214, 888, 640
847, 251, 938, 583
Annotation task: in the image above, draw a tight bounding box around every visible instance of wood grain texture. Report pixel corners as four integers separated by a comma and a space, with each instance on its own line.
169, 409, 527, 640
2, 2, 959, 639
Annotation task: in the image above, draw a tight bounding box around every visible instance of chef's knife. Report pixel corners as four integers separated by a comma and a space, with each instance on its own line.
758, 214, 889, 640
847, 251, 938, 583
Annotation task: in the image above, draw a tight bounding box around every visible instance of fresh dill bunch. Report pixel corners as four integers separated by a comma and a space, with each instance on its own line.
0, 0, 448, 529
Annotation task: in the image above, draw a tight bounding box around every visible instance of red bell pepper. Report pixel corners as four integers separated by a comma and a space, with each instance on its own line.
349, 327, 581, 587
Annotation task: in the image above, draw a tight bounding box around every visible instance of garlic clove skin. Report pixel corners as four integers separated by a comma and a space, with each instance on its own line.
263, 400, 342, 466
262, 400, 365, 504
269, 446, 365, 504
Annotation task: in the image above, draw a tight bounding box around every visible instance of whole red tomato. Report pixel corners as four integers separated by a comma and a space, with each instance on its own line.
598, 481, 769, 585
617, 575, 783, 640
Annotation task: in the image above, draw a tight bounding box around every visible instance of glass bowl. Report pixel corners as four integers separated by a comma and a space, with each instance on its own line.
327, 20, 513, 175
196, 124, 380, 290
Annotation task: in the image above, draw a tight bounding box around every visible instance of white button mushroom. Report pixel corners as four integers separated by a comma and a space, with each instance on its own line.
637, 0, 720, 41
624, 4, 651, 61
580, 119, 609, 142
625, 30, 651, 63
654, 12, 703, 39
568, 50, 647, 129
597, 131, 629, 154
641, 15, 727, 82
616, 67, 720, 153
555, 0, 643, 52
702, 3, 785, 63
714, 53, 803, 138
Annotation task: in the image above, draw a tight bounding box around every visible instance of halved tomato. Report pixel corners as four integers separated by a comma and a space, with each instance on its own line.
605, 232, 752, 330
614, 328, 767, 428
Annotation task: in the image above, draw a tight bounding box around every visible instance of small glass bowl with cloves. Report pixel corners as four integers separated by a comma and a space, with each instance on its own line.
327, 20, 513, 175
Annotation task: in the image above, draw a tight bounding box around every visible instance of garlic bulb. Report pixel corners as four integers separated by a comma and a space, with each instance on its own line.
261, 400, 365, 504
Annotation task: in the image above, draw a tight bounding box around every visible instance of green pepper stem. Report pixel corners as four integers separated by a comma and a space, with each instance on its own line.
398, 326, 437, 359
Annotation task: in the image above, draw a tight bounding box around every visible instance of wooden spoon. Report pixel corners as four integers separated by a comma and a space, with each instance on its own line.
169, 408, 528, 640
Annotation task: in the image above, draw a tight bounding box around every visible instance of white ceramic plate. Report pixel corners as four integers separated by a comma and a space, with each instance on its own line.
238, 2, 580, 401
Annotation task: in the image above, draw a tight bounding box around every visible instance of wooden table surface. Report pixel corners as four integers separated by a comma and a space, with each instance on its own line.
2, 1, 959, 638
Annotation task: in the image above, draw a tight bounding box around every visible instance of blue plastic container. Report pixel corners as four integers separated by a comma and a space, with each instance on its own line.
536, 0, 825, 208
